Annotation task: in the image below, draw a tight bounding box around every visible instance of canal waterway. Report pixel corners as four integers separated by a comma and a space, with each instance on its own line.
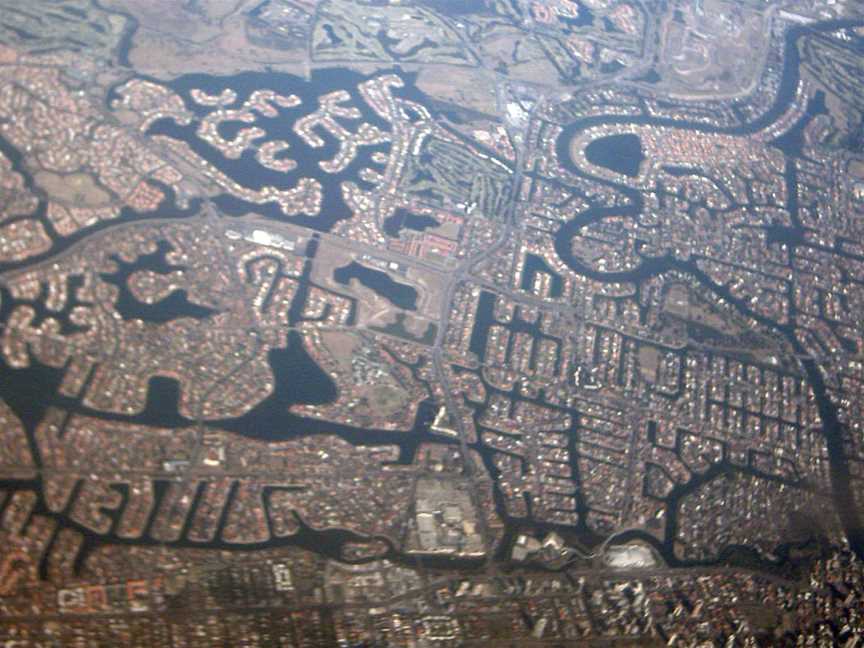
2, 17, 863, 572
552, 18, 864, 560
